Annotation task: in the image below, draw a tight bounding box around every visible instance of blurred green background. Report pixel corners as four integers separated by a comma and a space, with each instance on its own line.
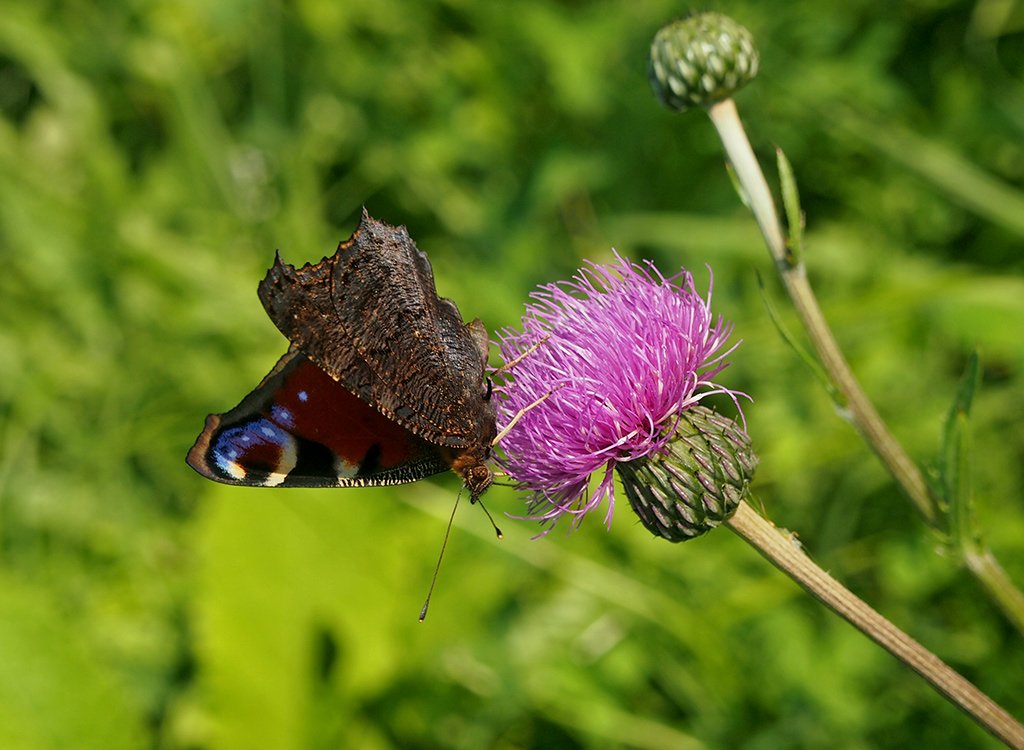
1, 0, 1022, 747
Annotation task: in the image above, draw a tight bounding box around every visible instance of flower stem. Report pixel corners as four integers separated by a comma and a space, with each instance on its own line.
706, 97, 936, 525
726, 500, 1024, 748
705, 97, 1024, 634
962, 544, 1024, 635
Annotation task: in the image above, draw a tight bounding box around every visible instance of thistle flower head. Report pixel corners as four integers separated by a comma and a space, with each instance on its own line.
495, 253, 747, 535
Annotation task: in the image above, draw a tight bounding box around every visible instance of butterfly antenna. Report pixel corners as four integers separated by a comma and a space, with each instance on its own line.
419, 493, 461, 622
474, 496, 503, 539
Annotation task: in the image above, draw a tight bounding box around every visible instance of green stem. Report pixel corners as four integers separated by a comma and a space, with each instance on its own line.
726, 500, 1024, 749
963, 545, 1024, 634
706, 97, 937, 525
706, 97, 1024, 631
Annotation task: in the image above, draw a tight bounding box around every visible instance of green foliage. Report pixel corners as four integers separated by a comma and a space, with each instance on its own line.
1, 0, 1022, 748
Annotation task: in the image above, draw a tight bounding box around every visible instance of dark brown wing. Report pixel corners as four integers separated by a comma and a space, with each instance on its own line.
258, 209, 495, 450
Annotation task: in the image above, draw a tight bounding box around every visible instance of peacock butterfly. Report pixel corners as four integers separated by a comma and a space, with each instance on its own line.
187, 209, 497, 499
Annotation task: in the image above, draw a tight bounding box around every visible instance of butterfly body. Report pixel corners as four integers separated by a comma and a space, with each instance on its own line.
188, 210, 496, 498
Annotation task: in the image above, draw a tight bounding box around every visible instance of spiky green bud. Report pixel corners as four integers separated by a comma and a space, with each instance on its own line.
648, 13, 759, 113
617, 405, 757, 542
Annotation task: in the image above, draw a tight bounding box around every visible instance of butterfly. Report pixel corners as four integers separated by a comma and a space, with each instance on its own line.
187, 209, 497, 499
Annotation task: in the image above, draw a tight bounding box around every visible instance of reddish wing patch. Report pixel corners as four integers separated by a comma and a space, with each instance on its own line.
187, 351, 449, 488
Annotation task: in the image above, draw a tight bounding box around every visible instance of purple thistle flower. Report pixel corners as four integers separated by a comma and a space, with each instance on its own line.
495, 252, 745, 534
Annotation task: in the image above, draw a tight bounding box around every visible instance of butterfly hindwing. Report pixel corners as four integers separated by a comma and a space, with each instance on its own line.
187, 350, 449, 488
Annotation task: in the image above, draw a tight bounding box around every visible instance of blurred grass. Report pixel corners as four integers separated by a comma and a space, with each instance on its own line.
1, 1, 1022, 748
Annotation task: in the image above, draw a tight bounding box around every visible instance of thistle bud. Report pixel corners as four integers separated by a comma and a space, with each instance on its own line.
648, 13, 759, 113
617, 405, 757, 542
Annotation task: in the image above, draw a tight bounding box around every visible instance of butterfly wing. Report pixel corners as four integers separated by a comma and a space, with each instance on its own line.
257, 210, 496, 451
187, 349, 449, 487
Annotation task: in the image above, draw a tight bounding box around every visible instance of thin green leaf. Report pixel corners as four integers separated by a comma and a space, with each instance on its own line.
724, 159, 751, 209
775, 146, 804, 266
756, 271, 844, 409
939, 351, 980, 550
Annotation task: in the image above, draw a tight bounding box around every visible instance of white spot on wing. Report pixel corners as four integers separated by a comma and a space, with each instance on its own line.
263, 432, 299, 486
219, 458, 247, 480
263, 471, 288, 487
334, 455, 360, 481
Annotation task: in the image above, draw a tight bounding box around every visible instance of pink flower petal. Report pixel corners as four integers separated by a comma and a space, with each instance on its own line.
495, 252, 744, 532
